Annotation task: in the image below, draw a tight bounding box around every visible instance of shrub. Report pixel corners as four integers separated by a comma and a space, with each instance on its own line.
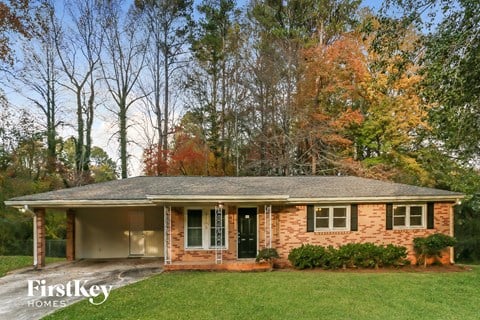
355, 243, 382, 268
287, 244, 327, 269
256, 248, 279, 263
413, 233, 456, 267
288, 243, 408, 270
382, 244, 409, 266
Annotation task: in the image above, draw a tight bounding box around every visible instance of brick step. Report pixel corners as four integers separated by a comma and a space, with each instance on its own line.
164, 261, 272, 272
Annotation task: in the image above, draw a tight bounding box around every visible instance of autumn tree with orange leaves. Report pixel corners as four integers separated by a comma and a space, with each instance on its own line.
0, 0, 32, 66
297, 33, 366, 175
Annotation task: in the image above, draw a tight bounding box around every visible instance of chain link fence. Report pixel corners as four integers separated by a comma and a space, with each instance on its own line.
1, 240, 66, 257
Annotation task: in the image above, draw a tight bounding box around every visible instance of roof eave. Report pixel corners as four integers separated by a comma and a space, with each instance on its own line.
4, 199, 156, 208
5, 194, 464, 209
146, 194, 290, 204
289, 195, 464, 204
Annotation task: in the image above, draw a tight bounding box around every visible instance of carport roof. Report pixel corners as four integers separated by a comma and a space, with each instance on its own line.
5, 176, 463, 208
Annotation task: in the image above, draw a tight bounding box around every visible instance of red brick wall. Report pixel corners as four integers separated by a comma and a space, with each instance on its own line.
34, 208, 46, 268
170, 206, 238, 263
169, 203, 453, 265
274, 203, 453, 265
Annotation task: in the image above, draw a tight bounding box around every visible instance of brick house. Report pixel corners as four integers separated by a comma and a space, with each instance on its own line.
5, 176, 463, 270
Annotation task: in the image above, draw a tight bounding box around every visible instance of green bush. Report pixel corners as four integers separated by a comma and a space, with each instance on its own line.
255, 248, 279, 263
413, 233, 456, 267
288, 243, 408, 270
382, 244, 409, 267
287, 244, 327, 269
355, 243, 381, 268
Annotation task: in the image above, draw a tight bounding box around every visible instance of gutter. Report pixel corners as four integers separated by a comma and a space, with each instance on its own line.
4, 199, 156, 208
288, 195, 464, 204
146, 194, 290, 204
5, 194, 464, 208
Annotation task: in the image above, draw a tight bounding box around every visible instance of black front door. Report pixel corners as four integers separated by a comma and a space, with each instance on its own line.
238, 208, 257, 258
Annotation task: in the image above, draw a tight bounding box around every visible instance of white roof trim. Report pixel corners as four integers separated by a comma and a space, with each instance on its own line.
288, 195, 463, 204
146, 194, 290, 203
4, 199, 156, 208
5, 194, 462, 209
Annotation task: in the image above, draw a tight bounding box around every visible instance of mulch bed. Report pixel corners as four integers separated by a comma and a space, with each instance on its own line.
275, 264, 473, 273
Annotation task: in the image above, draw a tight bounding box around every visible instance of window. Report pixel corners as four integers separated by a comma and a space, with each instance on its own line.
185, 208, 227, 249
314, 206, 350, 231
186, 209, 203, 247
393, 204, 425, 229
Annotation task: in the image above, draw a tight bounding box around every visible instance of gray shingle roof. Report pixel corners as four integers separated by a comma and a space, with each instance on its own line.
5, 176, 463, 207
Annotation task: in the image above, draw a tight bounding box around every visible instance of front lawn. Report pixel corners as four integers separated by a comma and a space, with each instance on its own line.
46, 266, 480, 320
0, 256, 65, 277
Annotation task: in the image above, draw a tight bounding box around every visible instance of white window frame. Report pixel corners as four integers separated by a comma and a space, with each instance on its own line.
314, 205, 350, 231
184, 207, 228, 250
393, 204, 426, 229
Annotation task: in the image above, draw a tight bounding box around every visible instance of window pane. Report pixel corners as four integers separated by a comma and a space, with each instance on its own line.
410, 216, 422, 226
187, 210, 203, 247
333, 217, 346, 228
394, 206, 406, 217
393, 216, 406, 226
333, 207, 346, 218
188, 229, 202, 247
410, 206, 423, 216
333, 208, 346, 228
316, 218, 329, 229
315, 208, 329, 229
316, 208, 329, 218
187, 210, 202, 227
409, 206, 423, 226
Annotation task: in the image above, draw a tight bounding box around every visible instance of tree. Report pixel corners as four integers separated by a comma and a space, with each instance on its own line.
246, 0, 362, 175
0, 0, 33, 67
187, 0, 241, 175
100, 1, 148, 178
297, 33, 365, 175
13, 1, 63, 174
53, 0, 104, 184
136, 0, 193, 164
355, 17, 431, 184
378, 0, 480, 162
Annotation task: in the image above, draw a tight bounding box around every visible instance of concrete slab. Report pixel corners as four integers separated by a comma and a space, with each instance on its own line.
0, 258, 163, 320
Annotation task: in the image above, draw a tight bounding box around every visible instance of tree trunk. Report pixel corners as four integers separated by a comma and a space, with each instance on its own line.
162, 42, 169, 163
119, 99, 128, 179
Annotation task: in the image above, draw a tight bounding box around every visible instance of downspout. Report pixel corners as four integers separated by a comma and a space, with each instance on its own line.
20, 205, 37, 268
451, 200, 461, 264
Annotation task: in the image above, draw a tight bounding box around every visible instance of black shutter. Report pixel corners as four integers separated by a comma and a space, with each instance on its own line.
427, 202, 435, 229
350, 204, 358, 231
386, 203, 393, 230
307, 205, 314, 232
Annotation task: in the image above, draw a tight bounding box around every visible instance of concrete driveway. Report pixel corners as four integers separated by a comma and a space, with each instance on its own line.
0, 258, 163, 320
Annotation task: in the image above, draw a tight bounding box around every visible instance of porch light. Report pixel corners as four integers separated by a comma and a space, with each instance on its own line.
218, 202, 224, 209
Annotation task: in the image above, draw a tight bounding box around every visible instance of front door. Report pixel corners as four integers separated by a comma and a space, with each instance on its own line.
238, 208, 257, 258
129, 212, 145, 256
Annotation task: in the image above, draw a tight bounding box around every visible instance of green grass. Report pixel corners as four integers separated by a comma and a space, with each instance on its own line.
0, 256, 65, 277
46, 267, 480, 320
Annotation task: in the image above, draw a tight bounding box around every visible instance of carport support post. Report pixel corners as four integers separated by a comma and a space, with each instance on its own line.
34, 208, 46, 269
66, 209, 75, 261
